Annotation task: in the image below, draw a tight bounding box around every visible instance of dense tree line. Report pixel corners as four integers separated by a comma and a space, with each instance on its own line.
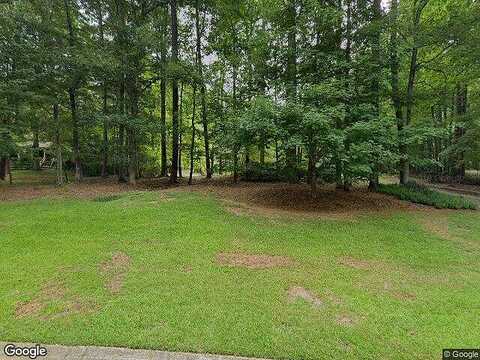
1, 0, 479, 190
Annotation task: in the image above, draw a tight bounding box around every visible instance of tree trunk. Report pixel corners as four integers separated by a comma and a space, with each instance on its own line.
127, 127, 136, 185
341, 0, 353, 191
32, 127, 40, 171
53, 103, 64, 186
454, 83, 467, 179
170, 0, 179, 184
259, 143, 265, 165
126, 74, 138, 185
390, 0, 406, 185
195, 0, 211, 179
98, 4, 108, 178
179, 82, 184, 178
7, 158, 12, 184
285, 0, 297, 182
189, 85, 198, 185
368, 0, 382, 190
159, 8, 168, 177
64, 0, 81, 182
399, 0, 427, 184
0, 157, 6, 181
69, 88, 82, 182
101, 84, 108, 177
117, 77, 127, 182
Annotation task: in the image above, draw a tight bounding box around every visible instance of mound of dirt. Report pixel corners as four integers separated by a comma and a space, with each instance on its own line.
190, 181, 419, 218
287, 286, 323, 308
99, 251, 131, 294
216, 252, 294, 269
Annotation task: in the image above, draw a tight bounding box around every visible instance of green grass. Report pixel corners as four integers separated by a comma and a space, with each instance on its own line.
378, 182, 477, 210
1, 191, 479, 360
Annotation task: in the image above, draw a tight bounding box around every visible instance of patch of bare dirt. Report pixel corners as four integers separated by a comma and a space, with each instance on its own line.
339, 256, 388, 271
216, 252, 295, 269
391, 291, 416, 301
99, 251, 131, 294
225, 206, 249, 217
15, 281, 95, 320
287, 286, 323, 308
336, 314, 359, 327
15, 299, 45, 318
419, 215, 452, 240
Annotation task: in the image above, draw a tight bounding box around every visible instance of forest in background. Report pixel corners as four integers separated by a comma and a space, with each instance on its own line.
1, 0, 479, 191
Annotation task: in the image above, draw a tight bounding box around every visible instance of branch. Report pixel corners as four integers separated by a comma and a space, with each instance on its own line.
417, 42, 454, 68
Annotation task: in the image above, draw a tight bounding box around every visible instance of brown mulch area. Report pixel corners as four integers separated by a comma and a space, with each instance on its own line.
186, 180, 422, 218
0, 176, 176, 202
216, 252, 295, 269
2, 175, 424, 218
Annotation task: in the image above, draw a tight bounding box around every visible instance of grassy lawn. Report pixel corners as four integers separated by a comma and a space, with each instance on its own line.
0, 188, 479, 359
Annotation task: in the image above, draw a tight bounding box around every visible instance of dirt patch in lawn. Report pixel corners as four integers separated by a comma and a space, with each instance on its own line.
100, 251, 131, 294
391, 291, 417, 301
336, 314, 359, 327
287, 286, 323, 308
419, 214, 452, 240
339, 256, 389, 271
216, 252, 295, 269
15, 281, 95, 320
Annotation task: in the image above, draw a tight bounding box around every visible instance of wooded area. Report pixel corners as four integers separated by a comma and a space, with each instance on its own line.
1, 0, 479, 191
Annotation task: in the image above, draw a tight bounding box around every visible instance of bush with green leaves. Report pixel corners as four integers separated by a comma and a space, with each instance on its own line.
378, 182, 477, 210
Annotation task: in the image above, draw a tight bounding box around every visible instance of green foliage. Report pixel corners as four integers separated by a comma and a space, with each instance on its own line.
378, 182, 477, 210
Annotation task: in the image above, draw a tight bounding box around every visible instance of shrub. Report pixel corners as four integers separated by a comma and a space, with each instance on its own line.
377, 182, 477, 210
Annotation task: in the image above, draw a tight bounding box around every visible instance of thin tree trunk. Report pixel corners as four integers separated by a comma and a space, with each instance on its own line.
399, 0, 428, 184
195, 0, 211, 179
117, 77, 127, 182
7, 159, 12, 184
390, 0, 406, 185
54, 103, 64, 186
159, 8, 168, 177
127, 75, 138, 185
69, 88, 81, 181
64, 0, 81, 182
232, 58, 239, 184
189, 85, 198, 185
98, 4, 108, 178
285, 0, 297, 182
179, 82, 184, 177
368, 0, 382, 191
160, 76, 167, 176
309, 147, 317, 193
170, 0, 179, 183
342, 0, 353, 191
32, 126, 40, 171
0, 157, 6, 181
454, 83, 467, 179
